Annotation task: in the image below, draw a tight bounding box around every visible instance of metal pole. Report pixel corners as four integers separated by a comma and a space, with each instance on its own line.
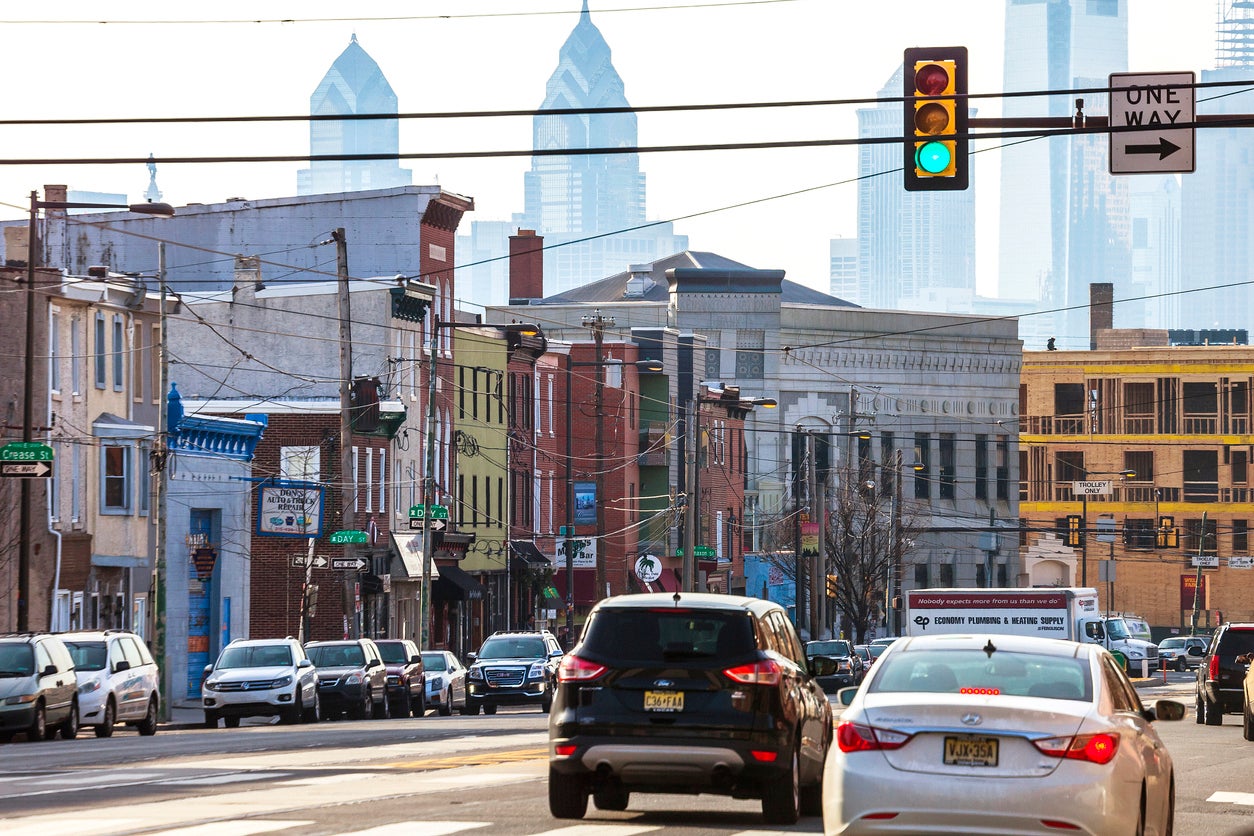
808, 432, 821, 639
891, 448, 903, 637
591, 319, 607, 600
565, 360, 574, 638
682, 397, 698, 592
333, 229, 357, 639
18, 192, 37, 631
419, 313, 440, 650
1190, 511, 1207, 633
1081, 492, 1088, 587
154, 242, 170, 718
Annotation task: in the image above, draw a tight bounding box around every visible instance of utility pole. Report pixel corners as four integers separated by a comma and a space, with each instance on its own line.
333, 229, 357, 640
581, 310, 612, 600
564, 359, 575, 637
1190, 511, 1207, 634
153, 242, 170, 719
891, 447, 903, 637
683, 396, 699, 592
418, 313, 441, 650
808, 432, 823, 640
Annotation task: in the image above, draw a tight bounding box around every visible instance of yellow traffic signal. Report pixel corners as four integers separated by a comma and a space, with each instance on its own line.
1157, 516, 1178, 548
903, 47, 969, 191
1066, 515, 1083, 547
826, 574, 839, 599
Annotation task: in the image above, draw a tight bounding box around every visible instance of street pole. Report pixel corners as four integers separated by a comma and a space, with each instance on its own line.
1190, 511, 1207, 634
418, 313, 441, 650
682, 397, 699, 592
1080, 492, 1088, 588
154, 242, 170, 718
17, 192, 39, 631
333, 229, 358, 640
808, 432, 822, 639
564, 360, 575, 638
583, 311, 611, 600
891, 448, 903, 637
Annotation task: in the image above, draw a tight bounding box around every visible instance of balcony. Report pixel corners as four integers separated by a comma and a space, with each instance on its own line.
1122, 416, 1155, 434
637, 421, 670, 467
1182, 413, 1217, 434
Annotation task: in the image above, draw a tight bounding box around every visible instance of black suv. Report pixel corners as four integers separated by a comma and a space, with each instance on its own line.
465, 630, 563, 714
1196, 622, 1254, 725
305, 639, 391, 720
805, 639, 863, 693
548, 592, 834, 824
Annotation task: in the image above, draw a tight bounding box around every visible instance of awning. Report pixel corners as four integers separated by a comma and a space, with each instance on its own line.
553, 569, 596, 605
510, 540, 550, 567
389, 532, 439, 581
433, 562, 485, 601
645, 568, 682, 594
434, 531, 475, 560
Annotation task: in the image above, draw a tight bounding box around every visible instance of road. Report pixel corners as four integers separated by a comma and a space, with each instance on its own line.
0, 687, 1250, 836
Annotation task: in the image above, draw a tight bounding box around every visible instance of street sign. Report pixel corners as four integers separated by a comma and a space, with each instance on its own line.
407, 504, 449, 530
1, 461, 51, 478
330, 530, 368, 545
675, 545, 718, 558
1229, 556, 1253, 570
1073, 480, 1113, 496
0, 442, 54, 461
331, 557, 368, 571
1095, 516, 1117, 543
1109, 72, 1196, 174
1191, 554, 1220, 569
291, 554, 328, 569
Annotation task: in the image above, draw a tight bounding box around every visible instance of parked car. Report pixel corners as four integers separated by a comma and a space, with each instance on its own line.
374, 639, 425, 717
824, 633, 1185, 834
466, 630, 563, 715
548, 592, 834, 824
1157, 635, 1209, 672
62, 630, 160, 737
421, 650, 467, 716
202, 637, 320, 727
805, 639, 863, 692
305, 639, 390, 720
1197, 622, 1254, 725
853, 644, 874, 669
0, 633, 79, 742
1241, 652, 1254, 741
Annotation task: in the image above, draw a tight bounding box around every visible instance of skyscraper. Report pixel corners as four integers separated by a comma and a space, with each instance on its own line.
457, 2, 685, 303
999, 0, 1127, 345
854, 68, 975, 310
297, 35, 412, 196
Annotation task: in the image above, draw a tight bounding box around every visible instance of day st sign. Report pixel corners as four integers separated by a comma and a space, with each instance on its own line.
1109, 71, 1196, 174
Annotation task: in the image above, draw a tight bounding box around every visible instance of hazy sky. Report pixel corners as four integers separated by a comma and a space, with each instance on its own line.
0, 1, 1218, 299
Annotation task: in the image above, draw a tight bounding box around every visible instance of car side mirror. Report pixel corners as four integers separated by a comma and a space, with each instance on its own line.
298, 658, 313, 668
410, 655, 421, 664
367, 658, 381, 668
837, 686, 859, 706
203, 664, 214, 677
42, 664, 57, 677
114, 660, 131, 674
1147, 699, 1186, 722
550, 649, 564, 659
466, 652, 478, 663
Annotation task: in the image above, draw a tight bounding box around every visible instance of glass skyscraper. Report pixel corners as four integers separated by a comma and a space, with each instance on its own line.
297, 35, 412, 196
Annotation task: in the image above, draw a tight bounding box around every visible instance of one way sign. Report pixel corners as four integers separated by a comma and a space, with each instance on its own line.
1109, 71, 1196, 175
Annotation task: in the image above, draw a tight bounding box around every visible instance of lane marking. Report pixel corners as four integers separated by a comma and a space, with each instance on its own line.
147, 821, 313, 836
276, 772, 388, 786
160, 772, 291, 786
1207, 791, 1254, 806
331, 824, 491, 836
530, 826, 661, 836
389, 748, 548, 770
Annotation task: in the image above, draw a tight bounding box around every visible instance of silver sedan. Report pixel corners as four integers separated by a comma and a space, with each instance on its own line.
420, 650, 467, 716
823, 633, 1184, 835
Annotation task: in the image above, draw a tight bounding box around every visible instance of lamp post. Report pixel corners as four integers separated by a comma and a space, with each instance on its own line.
683, 385, 776, 592
17, 191, 173, 631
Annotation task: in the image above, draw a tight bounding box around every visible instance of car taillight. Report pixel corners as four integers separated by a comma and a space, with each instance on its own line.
557, 654, 606, 683
1209, 653, 1220, 680
836, 720, 912, 752
959, 686, 1000, 695
723, 659, 781, 685
1032, 732, 1119, 765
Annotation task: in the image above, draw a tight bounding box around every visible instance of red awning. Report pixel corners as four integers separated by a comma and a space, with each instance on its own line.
647, 568, 681, 593
553, 569, 596, 604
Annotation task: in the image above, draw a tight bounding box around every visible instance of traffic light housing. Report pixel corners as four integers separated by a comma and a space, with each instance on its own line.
903, 46, 969, 191
1066, 515, 1083, 547
826, 574, 839, 599
1157, 516, 1178, 548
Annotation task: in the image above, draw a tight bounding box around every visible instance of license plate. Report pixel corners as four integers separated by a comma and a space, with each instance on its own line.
643, 690, 684, 712
943, 736, 998, 767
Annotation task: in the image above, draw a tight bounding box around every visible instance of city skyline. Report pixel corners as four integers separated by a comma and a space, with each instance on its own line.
0, 1, 1217, 318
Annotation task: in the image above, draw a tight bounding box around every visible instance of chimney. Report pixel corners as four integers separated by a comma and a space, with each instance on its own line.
1090, 282, 1113, 349
623, 263, 655, 299
509, 229, 543, 304
232, 254, 264, 299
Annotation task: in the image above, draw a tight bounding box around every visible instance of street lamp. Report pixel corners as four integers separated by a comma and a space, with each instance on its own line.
17, 191, 174, 631
683, 385, 776, 592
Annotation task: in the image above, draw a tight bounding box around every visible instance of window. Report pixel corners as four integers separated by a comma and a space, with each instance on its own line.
151, 324, 160, 404
112, 314, 124, 391
378, 449, 386, 513
939, 563, 954, 586
102, 444, 130, 512
1234, 450, 1248, 485
49, 311, 61, 393
94, 313, 106, 388
133, 321, 146, 403
1054, 383, 1086, 416
1184, 517, 1218, 555
939, 434, 956, 499
914, 564, 928, 587
138, 442, 150, 516
352, 446, 360, 512
1124, 450, 1154, 482
72, 317, 83, 396
1182, 450, 1219, 502
1234, 520, 1248, 553
1124, 519, 1155, 550
913, 433, 930, 500
880, 432, 896, 495
974, 434, 988, 500
280, 446, 320, 480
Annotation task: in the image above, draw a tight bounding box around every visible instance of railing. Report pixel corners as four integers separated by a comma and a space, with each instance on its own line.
1182, 414, 1217, 434
1221, 487, 1251, 503
637, 421, 670, 467
1052, 416, 1085, 434
1232, 416, 1249, 434
1182, 480, 1219, 502
1122, 416, 1155, 434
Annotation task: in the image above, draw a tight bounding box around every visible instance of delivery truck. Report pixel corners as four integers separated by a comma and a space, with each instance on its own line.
905, 587, 1158, 668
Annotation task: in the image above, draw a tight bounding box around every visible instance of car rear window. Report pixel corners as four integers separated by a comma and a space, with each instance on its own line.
376, 642, 410, 664
1218, 627, 1254, 656
64, 640, 107, 672
308, 645, 365, 667
421, 653, 447, 671
869, 649, 1093, 701
580, 609, 756, 662
808, 640, 854, 658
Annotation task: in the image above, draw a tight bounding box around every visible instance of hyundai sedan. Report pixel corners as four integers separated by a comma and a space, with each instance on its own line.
823, 633, 1184, 835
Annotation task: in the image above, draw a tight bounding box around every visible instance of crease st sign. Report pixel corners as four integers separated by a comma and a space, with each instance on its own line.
1109, 71, 1196, 175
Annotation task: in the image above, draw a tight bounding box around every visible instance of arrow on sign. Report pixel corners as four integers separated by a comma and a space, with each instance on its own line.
290, 555, 328, 568
430, 519, 446, 532
332, 558, 368, 571
1125, 137, 1181, 160
1, 461, 52, 478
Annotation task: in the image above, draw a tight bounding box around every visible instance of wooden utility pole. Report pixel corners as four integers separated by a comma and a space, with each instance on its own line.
334, 229, 357, 639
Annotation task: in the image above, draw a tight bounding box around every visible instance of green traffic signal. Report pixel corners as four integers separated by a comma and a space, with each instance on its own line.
915, 141, 953, 174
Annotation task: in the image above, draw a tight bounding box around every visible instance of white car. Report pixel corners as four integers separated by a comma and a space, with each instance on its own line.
420, 650, 467, 716
202, 637, 320, 727
823, 633, 1184, 835
62, 631, 160, 737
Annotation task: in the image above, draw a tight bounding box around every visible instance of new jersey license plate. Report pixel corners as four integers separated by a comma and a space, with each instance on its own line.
643, 690, 684, 712
943, 735, 998, 766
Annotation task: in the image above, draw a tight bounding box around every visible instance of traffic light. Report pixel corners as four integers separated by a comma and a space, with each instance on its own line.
826, 574, 839, 599
1065, 515, 1083, 547
1157, 516, 1178, 548
903, 47, 969, 191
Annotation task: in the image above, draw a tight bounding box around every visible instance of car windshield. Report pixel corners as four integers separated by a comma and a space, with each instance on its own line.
64, 640, 107, 672
1158, 638, 1185, 650
808, 640, 854, 658
421, 652, 447, 672
478, 637, 546, 660
217, 644, 294, 669
1105, 618, 1131, 640
0, 644, 34, 676
870, 648, 1093, 701
867, 644, 888, 658
579, 609, 756, 662
376, 643, 410, 664
307, 645, 365, 667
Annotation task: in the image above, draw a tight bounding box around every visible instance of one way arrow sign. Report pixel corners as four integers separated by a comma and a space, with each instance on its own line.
1, 461, 51, 478
331, 557, 368, 571
430, 519, 446, 532
1109, 71, 1195, 175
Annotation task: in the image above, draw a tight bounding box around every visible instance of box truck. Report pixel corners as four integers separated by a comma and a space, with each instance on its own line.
905, 587, 1158, 668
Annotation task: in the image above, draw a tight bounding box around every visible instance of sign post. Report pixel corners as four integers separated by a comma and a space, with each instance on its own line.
1109, 72, 1196, 175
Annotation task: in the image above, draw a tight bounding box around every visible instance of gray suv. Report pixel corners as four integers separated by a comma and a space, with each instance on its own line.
0, 633, 79, 741
466, 630, 563, 714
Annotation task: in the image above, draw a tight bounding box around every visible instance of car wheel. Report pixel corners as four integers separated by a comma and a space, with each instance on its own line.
59, 700, 80, 740
541, 696, 552, 713
302, 692, 321, 724
26, 702, 46, 743
1175, 657, 1186, 673
1165, 775, 1175, 836
1243, 700, 1254, 742
396, 687, 412, 718
412, 689, 425, 718
1203, 694, 1223, 725
462, 703, 481, 716
761, 744, 801, 825
1135, 786, 1146, 836
1195, 691, 1205, 725
374, 689, 391, 720
799, 744, 825, 817
137, 698, 159, 736
548, 766, 588, 819
95, 699, 117, 738
204, 710, 219, 729
484, 704, 498, 716
224, 716, 241, 729
593, 784, 630, 811
351, 689, 369, 720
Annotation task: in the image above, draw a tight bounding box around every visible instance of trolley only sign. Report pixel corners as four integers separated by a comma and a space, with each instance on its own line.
1109, 72, 1196, 175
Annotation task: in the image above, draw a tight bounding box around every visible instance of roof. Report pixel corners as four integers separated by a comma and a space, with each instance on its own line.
534, 250, 858, 308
